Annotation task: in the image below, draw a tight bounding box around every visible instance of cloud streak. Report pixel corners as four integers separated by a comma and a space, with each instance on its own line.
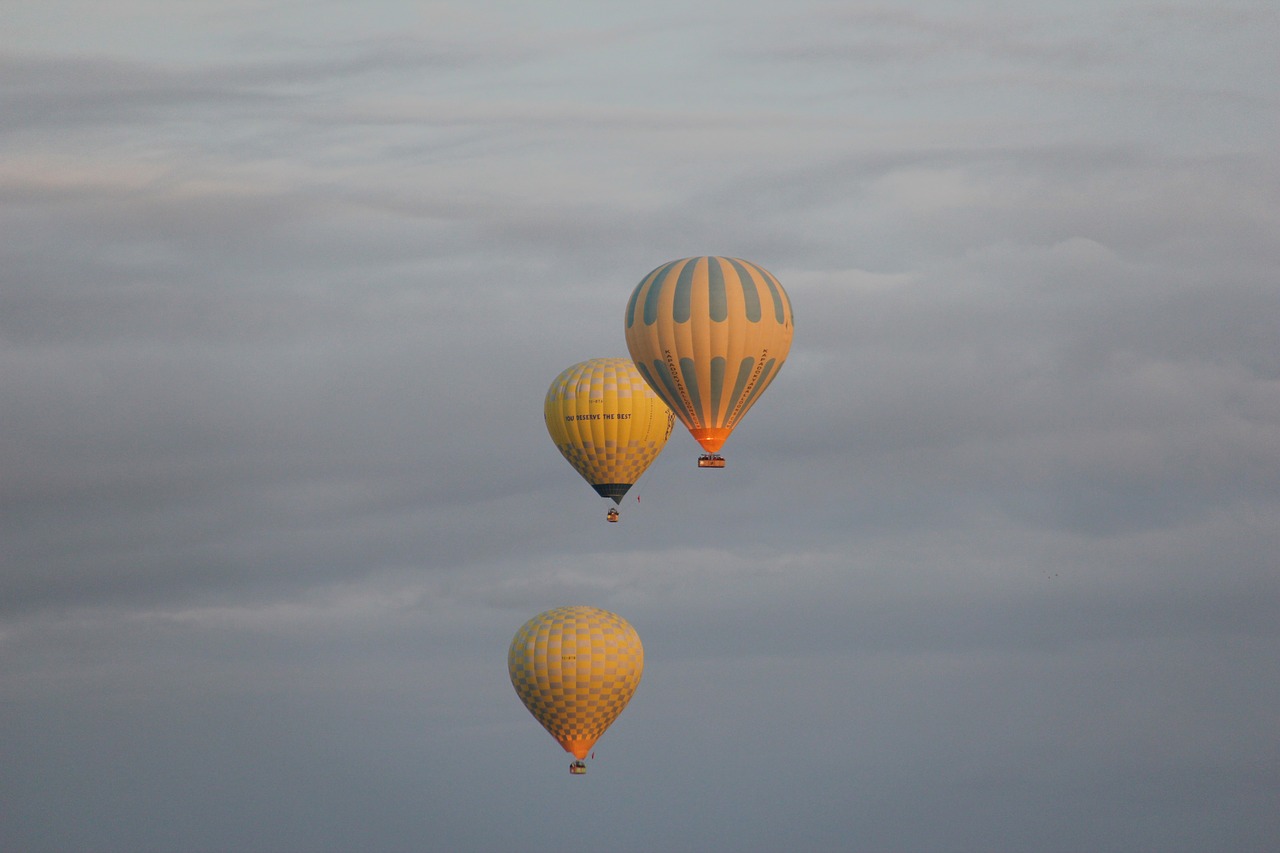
2, 2, 1278, 851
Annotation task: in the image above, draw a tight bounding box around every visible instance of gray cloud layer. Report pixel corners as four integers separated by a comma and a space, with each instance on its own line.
3, 2, 1278, 851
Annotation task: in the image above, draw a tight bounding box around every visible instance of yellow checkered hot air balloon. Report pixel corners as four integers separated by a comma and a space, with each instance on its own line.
508, 606, 644, 774
544, 358, 674, 521
624, 257, 794, 468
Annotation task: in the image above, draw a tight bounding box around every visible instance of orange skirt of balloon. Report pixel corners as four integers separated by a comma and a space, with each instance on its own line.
689, 427, 731, 454
558, 736, 597, 760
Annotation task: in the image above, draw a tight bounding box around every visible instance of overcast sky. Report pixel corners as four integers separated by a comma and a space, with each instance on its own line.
3, 2, 1278, 852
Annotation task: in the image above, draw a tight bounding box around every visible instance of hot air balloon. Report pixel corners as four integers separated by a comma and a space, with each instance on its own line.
508, 605, 644, 774
624, 257, 793, 468
544, 358, 674, 521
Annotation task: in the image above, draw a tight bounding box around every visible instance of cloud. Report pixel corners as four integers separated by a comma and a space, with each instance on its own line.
2, 3, 1278, 850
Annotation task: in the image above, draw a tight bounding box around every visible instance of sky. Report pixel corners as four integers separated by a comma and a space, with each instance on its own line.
2, 2, 1278, 851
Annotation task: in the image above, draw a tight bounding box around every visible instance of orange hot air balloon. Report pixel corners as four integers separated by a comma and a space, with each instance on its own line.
508, 606, 643, 773
624, 256, 793, 467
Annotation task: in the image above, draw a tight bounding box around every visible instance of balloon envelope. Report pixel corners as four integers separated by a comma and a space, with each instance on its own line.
544, 357, 674, 504
508, 605, 644, 760
624, 257, 794, 455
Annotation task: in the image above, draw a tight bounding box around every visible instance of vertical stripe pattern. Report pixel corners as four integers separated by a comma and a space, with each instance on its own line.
624, 257, 794, 455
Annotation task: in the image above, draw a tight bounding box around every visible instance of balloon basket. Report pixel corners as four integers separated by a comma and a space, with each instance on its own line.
606, 508, 620, 522
569, 761, 587, 775
697, 454, 726, 469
